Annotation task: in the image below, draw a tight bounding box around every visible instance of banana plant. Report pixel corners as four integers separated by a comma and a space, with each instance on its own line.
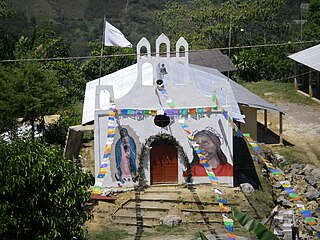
232, 207, 279, 240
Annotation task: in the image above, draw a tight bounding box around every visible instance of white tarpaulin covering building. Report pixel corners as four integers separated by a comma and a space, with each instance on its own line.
85, 34, 282, 190
82, 63, 245, 125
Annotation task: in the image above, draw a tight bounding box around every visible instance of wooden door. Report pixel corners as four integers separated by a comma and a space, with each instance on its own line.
150, 144, 178, 184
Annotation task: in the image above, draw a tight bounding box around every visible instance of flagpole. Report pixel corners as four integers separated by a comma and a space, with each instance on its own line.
98, 16, 105, 86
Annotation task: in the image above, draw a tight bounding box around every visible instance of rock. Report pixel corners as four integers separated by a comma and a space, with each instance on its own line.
273, 181, 282, 189
274, 153, 286, 164
161, 215, 182, 227
306, 201, 318, 211
294, 175, 305, 180
290, 163, 304, 171
302, 164, 315, 175
304, 175, 317, 187
240, 183, 255, 193
293, 180, 308, 194
277, 196, 293, 208
312, 208, 320, 218
307, 185, 318, 192
279, 190, 288, 196
304, 189, 320, 201
311, 168, 320, 179
286, 173, 293, 182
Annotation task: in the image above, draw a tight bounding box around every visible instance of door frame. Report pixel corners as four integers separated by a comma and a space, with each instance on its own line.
150, 143, 178, 184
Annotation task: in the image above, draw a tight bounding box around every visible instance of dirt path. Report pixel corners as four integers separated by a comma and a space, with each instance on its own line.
259, 101, 320, 165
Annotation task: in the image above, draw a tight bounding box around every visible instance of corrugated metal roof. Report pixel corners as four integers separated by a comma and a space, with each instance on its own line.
288, 44, 320, 71
82, 63, 243, 124
189, 49, 237, 72
82, 63, 282, 125
190, 65, 283, 113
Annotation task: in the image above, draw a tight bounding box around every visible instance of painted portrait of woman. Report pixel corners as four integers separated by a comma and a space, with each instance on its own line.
115, 128, 137, 183
183, 127, 233, 177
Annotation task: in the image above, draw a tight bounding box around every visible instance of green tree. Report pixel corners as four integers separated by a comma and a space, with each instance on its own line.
30, 28, 85, 104
0, 139, 92, 239
0, 27, 85, 138
156, 0, 285, 49
232, 45, 295, 82
156, 0, 298, 82
0, 64, 21, 134
13, 27, 70, 60
0, 0, 14, 18
44, 102, 83, 147
48, 60, 86, 104
0, 0, 16, 60
0, 61, 67, 138
80, 42, 135, 81
303, 0, 320, 41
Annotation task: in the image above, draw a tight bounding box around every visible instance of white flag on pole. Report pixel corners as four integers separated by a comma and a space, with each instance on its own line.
104, 20, 132, 48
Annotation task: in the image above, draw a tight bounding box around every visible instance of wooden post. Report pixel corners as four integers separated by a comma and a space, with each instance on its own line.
294, 62, 298, 91
264, 109, 268, 133
279, 112, 283, 145
309, 70, 313, 98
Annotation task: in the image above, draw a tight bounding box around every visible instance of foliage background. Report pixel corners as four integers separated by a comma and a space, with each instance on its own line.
0, 139, 92, 240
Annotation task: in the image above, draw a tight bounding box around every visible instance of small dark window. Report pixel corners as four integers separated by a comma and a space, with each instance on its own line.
154, 114, 170, 128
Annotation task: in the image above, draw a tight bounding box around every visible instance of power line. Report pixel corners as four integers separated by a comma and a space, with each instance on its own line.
272, 68, 316, 82
0, 39, 319, 63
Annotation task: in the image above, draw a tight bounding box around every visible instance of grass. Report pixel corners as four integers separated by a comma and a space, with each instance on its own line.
240, 80, 317, 105
243, 160, 276, 220
242, 80, 320, 165
136, 225, 196, 239
88, 224, 195, 239
87, 227, 131, 240
269, 145, 307, 165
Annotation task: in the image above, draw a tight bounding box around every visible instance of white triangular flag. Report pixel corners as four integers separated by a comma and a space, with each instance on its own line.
104, 20, 132, 48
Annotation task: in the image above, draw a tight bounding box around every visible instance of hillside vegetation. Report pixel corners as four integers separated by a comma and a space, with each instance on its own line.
3, 0, 304, 56
3, 0, 168, 55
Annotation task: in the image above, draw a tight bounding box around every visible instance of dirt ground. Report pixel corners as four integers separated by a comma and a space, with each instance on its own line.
83, 93, 320, 239
86, 184, 263, 240
257, 99, 320, 166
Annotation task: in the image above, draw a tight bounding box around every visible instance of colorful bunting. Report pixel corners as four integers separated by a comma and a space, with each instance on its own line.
243, 132, 320, 238
157, 87, 236, 238
93, 108, 116, 195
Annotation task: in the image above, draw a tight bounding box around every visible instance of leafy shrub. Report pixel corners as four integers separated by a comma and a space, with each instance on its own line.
0, 139, 92, 240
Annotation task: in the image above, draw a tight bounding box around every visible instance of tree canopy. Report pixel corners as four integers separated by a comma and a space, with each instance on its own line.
0, 61, 66, 137
156, 0, 299, 82
303, 0, 320, 41
0, 0, 14, 18
80, 42, 136, 81
156, 0, 285, 49
0, 139, 92, 239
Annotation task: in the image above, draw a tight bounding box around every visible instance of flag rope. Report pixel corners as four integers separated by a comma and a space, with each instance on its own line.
92, 108, 116, 195
243, 134, 320, 238
214, 88, 320, 238
157, 87, 237, 239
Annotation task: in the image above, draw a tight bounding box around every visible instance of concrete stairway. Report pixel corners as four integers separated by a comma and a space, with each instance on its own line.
111, 185, 239, 228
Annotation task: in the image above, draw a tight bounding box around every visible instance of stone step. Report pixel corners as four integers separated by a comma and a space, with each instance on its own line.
112, 213, 161, 220
111, 217, 158, 228
129, 197, 237, 205
143, 189, 182, 194
112, 208, 167, 220
123, 201, 171, 211
181, 208, 231, 213
182, 219, 223, 224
